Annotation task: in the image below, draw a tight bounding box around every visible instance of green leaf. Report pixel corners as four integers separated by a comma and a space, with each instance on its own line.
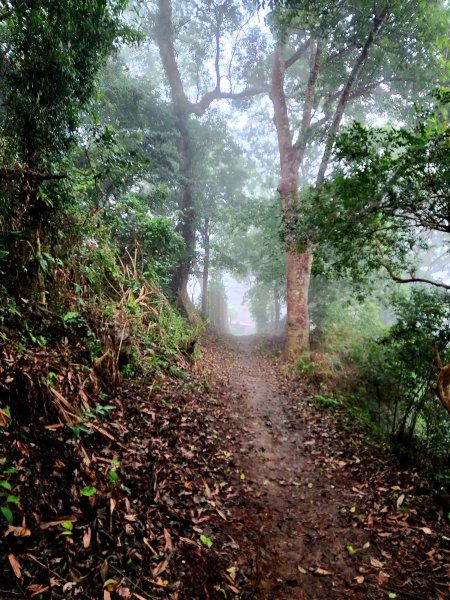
61, 520, 73, 530
346, 545, 355, 556
0, 480, 12, 491
108, 470, 119, 486
200, 534, 213, 549
388, 594, 397, 599
1, 506, 13, 524
6, 495, 20, 505
80, 486, 97, 497
63, 311, 79, 323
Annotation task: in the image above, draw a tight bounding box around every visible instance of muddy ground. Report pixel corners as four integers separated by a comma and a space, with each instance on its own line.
2, 333, 450, 599
200, 334, 450, 600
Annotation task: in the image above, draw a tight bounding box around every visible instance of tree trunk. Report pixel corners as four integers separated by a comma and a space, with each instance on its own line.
171, 118, 201, 323
274, 280, 280, 334
155, 0, 200, 324
285, 249, 312, 352
271, 45, 311, 355
316, 6, 390, 185
201, 217, 210, 318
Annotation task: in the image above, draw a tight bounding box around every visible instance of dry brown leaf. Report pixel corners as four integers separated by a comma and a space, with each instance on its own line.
315, 567, 332, 576
355, 576, 365, 584
377, 570, 390, 585
124, 514, 137, 522
370, 557, 384, 569
179, 536, 197, 546
164, 528, 173, 552
5, 524, 31, 537
83, 526, 91, 549
419, 527, 433, 535
143, 537, 158, 555
0, 407, 9, 426
152, 557, 170, 578
28, 584, 50, 597
8, 553, 22, 578
16, 440, 29, 456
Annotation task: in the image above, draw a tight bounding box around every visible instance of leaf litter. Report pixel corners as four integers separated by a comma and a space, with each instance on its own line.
0, 332, 449, 599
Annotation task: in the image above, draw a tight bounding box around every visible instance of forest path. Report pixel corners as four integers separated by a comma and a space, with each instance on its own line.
200, 334, 449, 600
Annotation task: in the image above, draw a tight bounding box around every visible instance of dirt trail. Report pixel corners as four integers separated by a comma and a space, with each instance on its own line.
202, 334, 450, 600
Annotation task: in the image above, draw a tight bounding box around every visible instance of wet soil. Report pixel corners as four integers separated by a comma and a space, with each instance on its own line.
200, 334, 450, 600
2, 332, 449, 599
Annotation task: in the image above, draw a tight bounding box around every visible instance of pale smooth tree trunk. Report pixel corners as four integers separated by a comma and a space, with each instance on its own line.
271, 45, 312, 355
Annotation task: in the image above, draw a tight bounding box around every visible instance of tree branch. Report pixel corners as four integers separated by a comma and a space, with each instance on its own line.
156, 0, 268, 118
316, 5, 390, 185
374, 239, 450, 290
285, 39, 311, 69
0, 166, 67, 182
319, 42, 360, 71
293, 38, 324, 162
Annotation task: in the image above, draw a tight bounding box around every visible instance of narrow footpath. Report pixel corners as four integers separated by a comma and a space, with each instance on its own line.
200, 334, 450, 600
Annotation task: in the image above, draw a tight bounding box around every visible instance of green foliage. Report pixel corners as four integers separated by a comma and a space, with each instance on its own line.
0, 461, 20, 524
1, 0, 131, 164
296, 354, 319, 374
313, 394, 340, 408
305, 93, 450, 284
80, 486, 97, 497
200, 534, 213, 549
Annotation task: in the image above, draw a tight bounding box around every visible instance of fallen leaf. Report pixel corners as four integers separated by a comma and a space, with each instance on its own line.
5, 524, 31, 537
396, 494, 405, 509
419, 527, 433, 535
370, 557, 384, 569
355, 576, 365, 584
152, 558, 170, 578
315, 567, 332, 576
28, 584, 50, 597
83, 527, 91, 549
164, 528, 173, 552
8, 553, 21, 578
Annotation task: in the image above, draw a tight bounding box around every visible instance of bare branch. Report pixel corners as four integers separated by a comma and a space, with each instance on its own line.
374, 239, 450, 290
292, 38, 324, 161
316, 5, 391, 185
319, 42, 360, 71
285, 39, 311, 69
191, 85, 270, 116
